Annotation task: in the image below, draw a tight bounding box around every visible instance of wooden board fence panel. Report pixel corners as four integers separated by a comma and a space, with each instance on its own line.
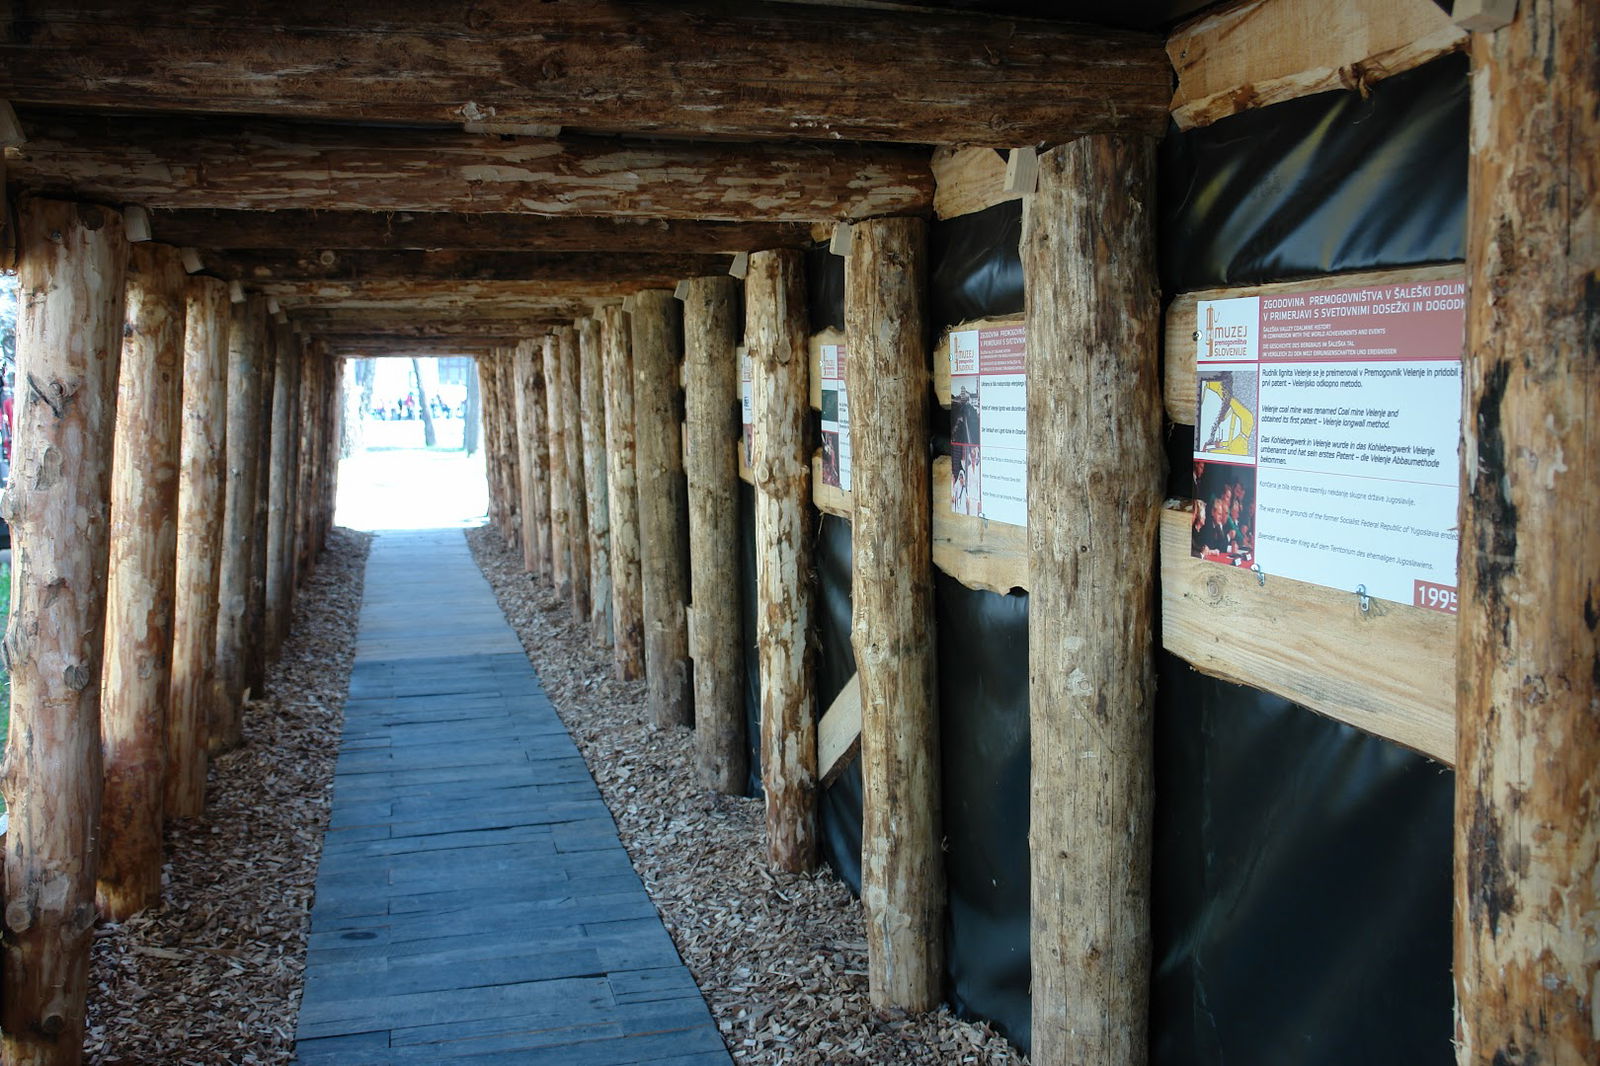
1159, 505, 1455, 762
1167, 0, 1467, 131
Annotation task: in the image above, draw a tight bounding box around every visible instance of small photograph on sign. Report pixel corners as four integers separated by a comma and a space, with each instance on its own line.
1191, 460, 1257, 567
950, 379, 980, 515
1196, 369, 1258, 459
820, 429, 841, 486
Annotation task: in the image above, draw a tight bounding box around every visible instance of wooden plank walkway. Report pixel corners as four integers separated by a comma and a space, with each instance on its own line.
295, 529, 731, 1065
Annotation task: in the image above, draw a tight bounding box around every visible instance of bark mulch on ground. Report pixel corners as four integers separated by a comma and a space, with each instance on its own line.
85, 527, 372, 1066
467, 525, 1029, 1066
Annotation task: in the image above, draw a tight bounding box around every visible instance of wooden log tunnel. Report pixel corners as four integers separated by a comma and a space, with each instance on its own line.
3, 5, 1596, 1065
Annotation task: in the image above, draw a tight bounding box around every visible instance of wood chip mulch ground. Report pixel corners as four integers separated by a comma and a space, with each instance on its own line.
85, 527, 372, 1066
467, 525, 1030, 1066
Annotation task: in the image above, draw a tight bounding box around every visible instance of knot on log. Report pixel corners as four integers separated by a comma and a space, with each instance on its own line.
5, 899, 33, 933
63, 662, 92, 691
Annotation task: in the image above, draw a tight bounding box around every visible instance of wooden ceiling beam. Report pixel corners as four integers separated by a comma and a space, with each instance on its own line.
149, 210, 813, 254
259, 278, 640, 310
5, 110, 932, 222
0, 1, 1171, 146
207, 249, 731, 284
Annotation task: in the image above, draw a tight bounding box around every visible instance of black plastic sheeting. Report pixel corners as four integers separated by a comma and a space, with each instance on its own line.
805, 244, 845, 334
1159, 54, 1468, 292
813, 515, 865, 889
1152, 654, 1455, 1066
935, 574, 1031, 1049
739, 481, 764, 797
930, 200, 1024, 330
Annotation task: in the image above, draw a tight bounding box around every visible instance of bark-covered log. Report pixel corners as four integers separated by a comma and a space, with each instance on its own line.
167, 275, 229, 818
512, 341, 543, 577
542, 335, 572, 600
602, 305, 645, 682
97, 242, 186, 922
1, 197, 127, 1065
149, 209, 811, 255
1025, 136, 1161, 1066
0, 1, 1170, 145
8, 110, 932, 222
578, 317, 612, 646
263, 319, 296, 660
243, 322, 280, 695
747, 250, 816, 871
845, 218, 943, 1009
1455, 3, 1600, 1063
213, 295, 269, 749
558, 325, 591, 624
631, 290, 692, 728
203, 248, 732, 284
681, 277, 746, 794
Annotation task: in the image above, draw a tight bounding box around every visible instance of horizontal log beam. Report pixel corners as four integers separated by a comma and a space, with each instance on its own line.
207, 249, 730, 284
6, 110, 932, 221
260, 281, 630, 318
291, 308, 582, 332
323, 336, 502, 356
0, 1, 1172, 145
149, 210, 813, 253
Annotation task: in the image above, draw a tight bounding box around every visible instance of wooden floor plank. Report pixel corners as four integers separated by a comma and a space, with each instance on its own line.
294, 529, 730, 1065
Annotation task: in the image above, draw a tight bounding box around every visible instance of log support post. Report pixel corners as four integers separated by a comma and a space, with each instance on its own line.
97, 242, 186, 921
602, 305, 646, 680
844, 218, 943, 1008
542, 334, 573, 600
558, 325, 592, 622
263, 316, 295, 660
1, 197, 127, 1064
243, 322, 279, 696
681, 276, 746, 793
746, 250, 816, 869
167, 275, 229, 818
631, 290, 693, 727
512, 341, 543, 576
213, 294, 269, 749
1455, 3, 1599, 1063
1026, 136, 1162, 1063
578, 316, 613, 646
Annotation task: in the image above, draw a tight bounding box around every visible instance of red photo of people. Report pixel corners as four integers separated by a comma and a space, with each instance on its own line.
1191, 460, 1256, 566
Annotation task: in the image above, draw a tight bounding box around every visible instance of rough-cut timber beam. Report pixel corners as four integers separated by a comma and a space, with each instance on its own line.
293, 309, 594, 332
205, 249, 732, 285
2, 197, 126, 1065
846, 217, 943, 1010
1455, 2, 1600, 1063
631, 290, 693, 729
601, 305, 645, 682
167, 276, 229, 819
747, 249, 817, 873
97, 242, 186, 923
1027, 134, 1162, 1066
149, 210, 812, 255
0, 1, 1171, 145
680, 276, 746, 795
323, 337, 504, 358
260, 280, 645, 310
6, 111, 932, 222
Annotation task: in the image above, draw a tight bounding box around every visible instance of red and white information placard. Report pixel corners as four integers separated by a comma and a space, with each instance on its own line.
1191, 276, 1465, 612
949, 325, 1027, 527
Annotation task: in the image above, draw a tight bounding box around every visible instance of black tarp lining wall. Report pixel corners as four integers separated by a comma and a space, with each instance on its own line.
737, 52, 1465, 1062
